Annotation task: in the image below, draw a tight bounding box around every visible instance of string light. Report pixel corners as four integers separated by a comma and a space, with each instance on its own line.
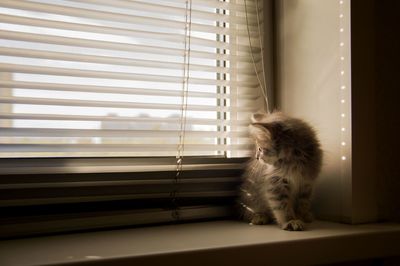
339, 0, 349, 164
240, 202, 254, 213
241, 189, 252, 197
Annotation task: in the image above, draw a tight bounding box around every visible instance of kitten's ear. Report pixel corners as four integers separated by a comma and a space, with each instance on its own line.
263, 122, 284, 137
249, 123, 271, 141
250, 113, 267, 123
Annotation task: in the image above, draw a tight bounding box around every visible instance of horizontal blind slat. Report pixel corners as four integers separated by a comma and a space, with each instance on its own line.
0, 0, 258, 33
0, 205, 234, 238
0, 30, 258, 61
0, 176, 240, 189
67, 0, 257, 23
0, 63, 254, 86
0, 157, 247, 175
0, 143, 253, 153
0, 80, 260, 99
0, 14, 236, 50
0, 47, 258, 75
159, 0, 259, 12
0, 113, 250, 126
0, 194, 237, 208
0, 127, 249, 138
0, 96, 257, 112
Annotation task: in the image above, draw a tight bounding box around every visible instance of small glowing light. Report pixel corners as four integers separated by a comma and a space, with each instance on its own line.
341, 85, 346, 89
340, 42, 344, 46
341, 156, 346, 160
341, 113, 346, 117
240, 202, 254, 213
341, 127, 346, 132
340, 28, 344, 32
340, 56, 345, 61
341, 71, 345, 75
340, 0, 344, 4
341, 142, 346, 146
339, 14, 344, 18
341, 99, 345, 103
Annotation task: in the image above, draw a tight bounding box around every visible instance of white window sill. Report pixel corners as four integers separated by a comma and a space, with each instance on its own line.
1, 220, 400, 266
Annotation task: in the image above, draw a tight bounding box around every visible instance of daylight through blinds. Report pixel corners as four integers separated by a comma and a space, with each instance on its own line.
0, 0, 265, 158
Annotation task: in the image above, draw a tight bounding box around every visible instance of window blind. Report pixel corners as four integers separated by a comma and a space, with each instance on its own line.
0, 157, 247, 238
0, 0, 267, 238
0, 0, 264, 158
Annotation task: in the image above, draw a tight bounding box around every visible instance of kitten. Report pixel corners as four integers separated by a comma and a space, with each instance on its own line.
239, 112, 322, 231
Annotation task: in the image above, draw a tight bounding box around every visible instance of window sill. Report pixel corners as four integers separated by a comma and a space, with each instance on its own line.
1, 220, 400, 266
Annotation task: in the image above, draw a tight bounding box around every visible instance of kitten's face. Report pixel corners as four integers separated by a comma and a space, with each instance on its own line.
256, 143, 280, 165
249, 122, 281, 165
249, 112, 301, 165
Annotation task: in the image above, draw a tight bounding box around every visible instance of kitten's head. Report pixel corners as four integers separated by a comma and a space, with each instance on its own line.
249, 112, 321, 166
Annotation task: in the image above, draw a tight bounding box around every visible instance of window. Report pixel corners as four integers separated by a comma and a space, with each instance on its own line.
0, 0, 266, 237
0, 0, 264, 158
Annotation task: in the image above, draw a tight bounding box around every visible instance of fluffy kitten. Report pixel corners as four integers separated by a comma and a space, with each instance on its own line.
239, 112, 322, 231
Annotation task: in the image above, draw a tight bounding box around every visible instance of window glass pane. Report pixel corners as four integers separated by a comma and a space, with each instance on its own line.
0, 0, 262, 158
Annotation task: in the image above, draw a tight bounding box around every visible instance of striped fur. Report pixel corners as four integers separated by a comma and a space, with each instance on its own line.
239, 112, 322, 231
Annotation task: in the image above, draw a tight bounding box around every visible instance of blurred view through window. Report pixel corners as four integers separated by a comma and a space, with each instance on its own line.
0, 0, 262, 158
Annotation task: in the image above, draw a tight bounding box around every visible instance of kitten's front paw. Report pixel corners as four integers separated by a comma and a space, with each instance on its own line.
250, 214, 271, 225
282, 219, 305, 231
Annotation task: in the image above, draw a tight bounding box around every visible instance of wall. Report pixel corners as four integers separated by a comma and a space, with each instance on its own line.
274, 0, 353, 222
274, 0, 400, 223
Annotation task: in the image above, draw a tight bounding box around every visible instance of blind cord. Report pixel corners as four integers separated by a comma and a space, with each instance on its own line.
244, 0, 271, 113
173, 0, 193, 221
